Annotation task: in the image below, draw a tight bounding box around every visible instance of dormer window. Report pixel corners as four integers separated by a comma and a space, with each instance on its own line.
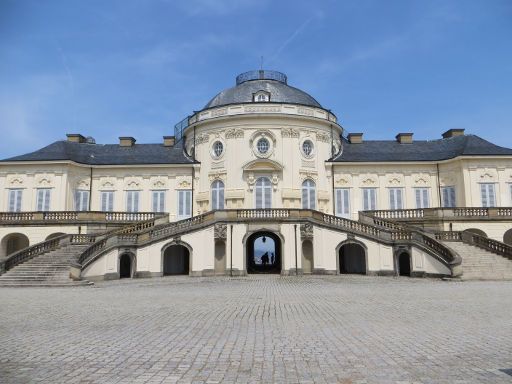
253, 91, 270, 102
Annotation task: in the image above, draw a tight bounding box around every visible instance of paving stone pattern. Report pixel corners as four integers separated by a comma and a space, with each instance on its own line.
1, 276, 512, 383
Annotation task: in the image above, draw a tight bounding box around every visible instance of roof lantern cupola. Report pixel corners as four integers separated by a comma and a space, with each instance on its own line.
235, 70, 288, 85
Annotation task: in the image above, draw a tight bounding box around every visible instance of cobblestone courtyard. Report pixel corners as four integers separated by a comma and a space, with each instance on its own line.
1, 276, 512, 384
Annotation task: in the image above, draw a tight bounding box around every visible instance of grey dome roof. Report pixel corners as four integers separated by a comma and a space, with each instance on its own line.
204, 70, 322, 110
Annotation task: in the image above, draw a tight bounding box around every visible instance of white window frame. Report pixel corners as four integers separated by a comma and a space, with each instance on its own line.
335, 188, 350, 218
75, 190, 89, 211
255, 177, 272, 209
178, 190, 192, 218
211, 181, 225, 210
126, 191, 140, 213
441, 186, 456, 208
8, 189, 23, 212
36, 188, 51, 211
301, 179, 316, 210
152, 190, 166, 213
414, 188, 430, 209
100, 191, 114, 212
480, 183, 496, 208
389, 188, 404, 210
362, 188, 377, 211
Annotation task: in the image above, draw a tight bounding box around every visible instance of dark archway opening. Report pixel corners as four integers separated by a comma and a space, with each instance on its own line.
46, 233, 66, 241
464, 228, 487, 237
163, 244, 190, 275
247, 232, 281, 274
504, 229, 512, 245
339, 243, 366, 274
1, 233, 30, 258
398, 252, 411, 276
119, 254, 132, 278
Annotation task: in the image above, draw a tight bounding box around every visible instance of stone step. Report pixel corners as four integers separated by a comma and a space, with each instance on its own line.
0, 281, 93, 287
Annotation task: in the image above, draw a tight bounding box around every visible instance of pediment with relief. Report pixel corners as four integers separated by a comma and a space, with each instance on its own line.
360, 176, 378, 186
7, 176, 25, 186
242, 159, 283, 172
125, 178, 142, 190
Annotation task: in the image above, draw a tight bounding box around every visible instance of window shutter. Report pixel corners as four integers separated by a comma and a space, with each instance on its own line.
449, 187, 456, 207
363, 189, 368, 211
343, 189, 349, 216
127, 191, 133, 212
488, 184, 495, 207
178, 191, 184, 216
152, 191, 157, 212
302, 184, 308, 209
44, 189, 50, 211
397, 189, 402, 209
264, 184, 271, 209
219, 184, 224, 209
159, 191, 165, 212
422, 189, 429, 208
37, 190, 43, 211
310, 185, 316, 210
9, 191, 15, 212
212, 187, 218, 210
101, 192, 107, 211
185, 190, 191, 216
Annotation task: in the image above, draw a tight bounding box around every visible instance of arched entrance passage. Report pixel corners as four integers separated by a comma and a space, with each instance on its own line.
504, 229, 512, 245
464, 228, 487, 237
1, 233, 29, 258
163, 244, 190, 275
338, 242, 366, 275
246, 232, 281, 274
214, 240, 226, 275
302, 240, 314, 274
46, 233, 66, 241
398, 252, 411, 276
119, 253, 132, 278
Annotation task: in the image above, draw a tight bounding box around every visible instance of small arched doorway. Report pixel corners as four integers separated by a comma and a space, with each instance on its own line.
1, 233, 29, 258
464, 228, 487, 237
398, 252, 411, 276
339, 242, 366, 274
46, 232, 66, 241
214, 240, 226, 275
504, 229, 512, 245
247, 232, 281, 274
119, 253, 132, 278
163, 244, 190, 275
302, 240, 314, 274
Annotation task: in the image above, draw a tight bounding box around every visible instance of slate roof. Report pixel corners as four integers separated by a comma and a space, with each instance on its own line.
331, 135, 512, 162
0, 140, 194, 165
204, 79, 322, 110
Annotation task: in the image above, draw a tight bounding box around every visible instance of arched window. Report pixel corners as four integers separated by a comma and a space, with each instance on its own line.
211, 180, 224, 210
255, 177, 272, 209
302, 179, 316, 209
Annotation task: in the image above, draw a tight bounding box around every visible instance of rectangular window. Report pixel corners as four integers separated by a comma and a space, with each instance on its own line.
362, 188, 377, 211
480, 183, 496, 207
8, 189, 22, 212
178, 190, 192, 218
75, 190, 89, 211
126, 191, 140, 213
36, 188, 51, 211
100, 191, 114, 212
441, 186, 456, 208
152, 190, 166, 213
389, 188, 403, 210
415, 188, 430, 209
335, 188, 350, 218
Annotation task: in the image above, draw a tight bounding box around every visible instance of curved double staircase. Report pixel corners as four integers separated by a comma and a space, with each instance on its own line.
1, 208, 511, 286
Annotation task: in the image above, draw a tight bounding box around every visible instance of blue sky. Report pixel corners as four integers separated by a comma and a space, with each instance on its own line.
1, 0, 511, 158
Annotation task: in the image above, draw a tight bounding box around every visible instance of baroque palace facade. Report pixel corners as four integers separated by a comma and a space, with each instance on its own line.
1, 70, 512, 285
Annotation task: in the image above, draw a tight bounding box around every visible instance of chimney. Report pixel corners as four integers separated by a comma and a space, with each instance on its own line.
163, 136, 176, 147
396, 132, 413, 144
347, 133, 363, 144
119, 137, 136, 147
442, 128, 465, 139
66, 134, 86, 143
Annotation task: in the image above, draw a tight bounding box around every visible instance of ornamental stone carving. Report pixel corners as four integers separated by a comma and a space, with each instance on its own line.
214, 224, 227, 240
211, 108, 228, 117
225, 128, 244, 139
208, 171, 226, 183
195, 133, 209, 145
244, 106, 281, 113
297, 107, 314, 116
300, 223, 314, 239
316, 132, 330, 143
281, 128, 299, 138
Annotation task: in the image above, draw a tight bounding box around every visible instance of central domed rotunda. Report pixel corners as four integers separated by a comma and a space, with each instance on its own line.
203, 70, 322, 109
